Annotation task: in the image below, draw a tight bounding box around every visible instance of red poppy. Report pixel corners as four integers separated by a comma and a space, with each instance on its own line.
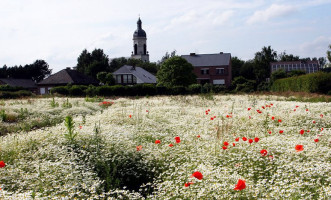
242, 137, 247, 141
184, 182, 194, 187
136, 145, 142, 151
254, 137, 259, 142
314, 139, 319, 142
294, 109, 296, 111
307, 130, 311, 133
321, 128, 324, 131
214, 116, 217, 118
234, 179, 246, 191
257, 110, 262, 114
197, 135, 201, 138
313, 120, 316, 124
271, 116, 275, 120
208, 109, 210, 112
270, 103, 273, 106
300, 129, 305, 135
248, 108, 251, 111
155, 140, 161, 144
320, 114, 323, 118
129, 115, 132, 118
262, 106, 265, 109
192, 171, 203, 180
235, 137, 239, 142
146, 110, 149, 112
260, 149, 267, 156
279, 130, 284, 134
249, 116, 252, 119
295, 105, 299, 108
226, 115, 230, 118
169, 143, 174, 147
232, 143, 236, 147
268, 131, 272, 134
79, 125, 82, 129
175, 136, 181, 143
210, 117, 214, 120
248, 139, 253, 144
0, 161, 5, 168
306, 109, 309, 112
278, 119, 282, 123
222, 146, 227, 150
269, 155, 274, 160
295, 145, 304, 152
224, 141, 229, 146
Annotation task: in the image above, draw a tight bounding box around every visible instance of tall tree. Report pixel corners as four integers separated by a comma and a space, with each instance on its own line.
76, 49, 110, 78
253, 46, 277, 83
157, 56, 196, 87
158, 50, 177, 64
27, 60, 52, 82
327, 44, 331, 63
231, 56, 245, 79
278, 51, 300, 61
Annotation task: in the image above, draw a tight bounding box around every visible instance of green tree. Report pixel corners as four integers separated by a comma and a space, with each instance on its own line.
27, 60, 52, 82
240, 60, 255, 80
109, 57, 128, 72
76, 49, 110, 78
270, 69, 287, 83
327, 44, 331, 63
278, 51, 300, 61
157, 56, 196, 87
158, 50, 177, 64
253, 46, 277, 84
231, 56, 245, 79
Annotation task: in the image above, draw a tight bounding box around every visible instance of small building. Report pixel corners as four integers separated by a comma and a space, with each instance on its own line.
113, 65, 156, 85
0, 78, 37, 93
181, 52, 232, 87
37, 68, 99, 95
270, 60, 319, 74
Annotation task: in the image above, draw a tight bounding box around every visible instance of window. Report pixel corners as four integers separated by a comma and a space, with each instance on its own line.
201, 68, 209, 75
116, 75, 122, 83
133, 76, 137, 83
216, 68, 225, 75
213, 79, 225, 85
40, 88, 45, 95
123, 75, 128, 83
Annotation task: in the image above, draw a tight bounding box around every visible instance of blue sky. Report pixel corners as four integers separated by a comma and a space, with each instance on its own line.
0, 0, 331, 73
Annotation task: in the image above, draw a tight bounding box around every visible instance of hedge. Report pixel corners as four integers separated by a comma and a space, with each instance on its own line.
271, 72, 331, 94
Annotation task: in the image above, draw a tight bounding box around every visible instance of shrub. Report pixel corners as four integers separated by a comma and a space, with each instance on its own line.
85, 85, 97, 97
111, 85, 125, 96
271, 72, 331, 94
51, 86, 69, 95
69, 85, 87, 96
213, 85, 226, 93
171, 86, 187, 95
0, 90, 32, 99
188, 84, 202, 94
202, 83, 213, 93
97, 86, 113, 96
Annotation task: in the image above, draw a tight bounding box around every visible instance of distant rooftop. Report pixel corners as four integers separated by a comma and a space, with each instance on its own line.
113, 65, 156, 83
0, 78, 36, 88
181, 53, 231, 67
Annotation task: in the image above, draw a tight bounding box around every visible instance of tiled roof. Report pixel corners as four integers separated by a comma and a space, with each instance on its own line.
181, 53, 231, 67
113, 65, 156, 83
0, 78, 36, 88
38, 68, 99, 85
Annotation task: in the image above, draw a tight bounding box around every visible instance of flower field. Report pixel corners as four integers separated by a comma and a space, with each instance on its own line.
0, 95, 330, 199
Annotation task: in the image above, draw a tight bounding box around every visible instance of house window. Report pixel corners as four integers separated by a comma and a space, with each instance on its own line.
47, 87, 52, 93
133, 76, 137, 83
127, 74, 133, 84
216, 68, 225, 75
40, 88, 45, 95
213, 79, 225, 85
201, 68, 209, 75
116, 75, 122, 83
123, 75, 128, 84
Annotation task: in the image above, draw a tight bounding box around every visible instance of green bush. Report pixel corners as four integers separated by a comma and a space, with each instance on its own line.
85, 85, 97, 96
0, 85, 24, 92
50, 86, 69, 95
69, 85, 86, 96
171, 86, 187, 95
271, 72, 331, 94
111, 85, 125, 96
0, 90, 32, 99
188, 84, 202, 94
97, 86, 113, 96
213, 85, 226, 93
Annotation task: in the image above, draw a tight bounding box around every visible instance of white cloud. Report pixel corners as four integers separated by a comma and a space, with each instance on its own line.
247, 4, 297, 24
298, 36, 331, 57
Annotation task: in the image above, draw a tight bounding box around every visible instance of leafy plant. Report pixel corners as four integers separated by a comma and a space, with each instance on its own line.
0, 110, 7, 122
62, 98, 72, 108
64, 116, 77, 144
50, 97, 59, 108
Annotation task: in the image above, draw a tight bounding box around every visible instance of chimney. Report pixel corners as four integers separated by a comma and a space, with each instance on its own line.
190, 53, 196, 56
66, 67, 71, 70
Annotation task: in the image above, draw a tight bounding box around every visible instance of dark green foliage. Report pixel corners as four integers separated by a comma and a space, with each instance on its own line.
327, 44, 331, 63
50, 86, 69, 95
157, 56, 197, 87
96, 86, 113, 96
188, 84, 202, 94
271, 72, 331, 94
231, 56, 245, 79
287, 70, 306, 77
171, 86, 187, 95
69, 85, 87, 96
0, 60, 51, 82
111, 85, 125, 96
232, 76, 256, 92
85, 85, 97, 96
129, 84, 157, 96
0, 85, 24, 92
271, 69, 287, 83
0, 90, 32, 99
202, 83, 213, 93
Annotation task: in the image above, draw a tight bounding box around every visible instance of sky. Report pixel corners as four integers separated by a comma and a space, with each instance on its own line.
1, 0, 331, 73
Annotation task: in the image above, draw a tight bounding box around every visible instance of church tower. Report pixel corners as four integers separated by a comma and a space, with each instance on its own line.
131, 17, 149, 62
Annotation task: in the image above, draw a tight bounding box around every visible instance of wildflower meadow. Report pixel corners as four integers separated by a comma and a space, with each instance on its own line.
0, 95, 330, 199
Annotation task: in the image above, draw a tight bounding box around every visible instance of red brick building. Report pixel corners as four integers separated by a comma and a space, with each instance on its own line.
181, 52, 232, 87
